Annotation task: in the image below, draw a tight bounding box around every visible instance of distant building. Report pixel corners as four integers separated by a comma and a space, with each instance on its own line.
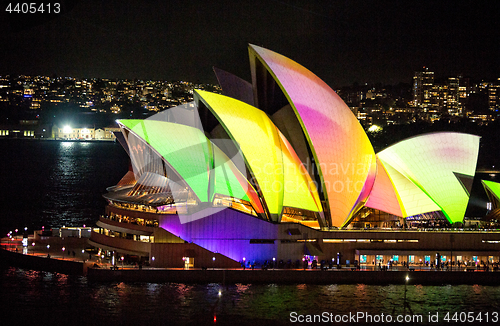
55, 126, 95, 140
0, 120, 40, 138
94, 127, 120, 140
413, 67, 434, 110
104, 127, 120, 139
413, 70, 474, 119
53, 125, 119, 140
0, 127, 35, 138
458, 76, 471, 115
445, 77, 460, 115
488, 78, 500, 112
95, 128, 106, 139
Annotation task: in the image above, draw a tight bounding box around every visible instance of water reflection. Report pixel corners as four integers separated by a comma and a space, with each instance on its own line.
146, 282, 161, 294
60, 141, 74, 148
3, 267, 500, 325
235, 283, 249, 294
473, 284, 482, 295
0, 140, 129, 235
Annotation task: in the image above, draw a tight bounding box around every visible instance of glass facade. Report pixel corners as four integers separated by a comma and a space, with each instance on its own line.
107, 212, 159, 227
98, 227, 154, 243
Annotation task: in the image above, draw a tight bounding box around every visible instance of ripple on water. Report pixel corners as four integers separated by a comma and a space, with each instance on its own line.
3, 267, 500, 325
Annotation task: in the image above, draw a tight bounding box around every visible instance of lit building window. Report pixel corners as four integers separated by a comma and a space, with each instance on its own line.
359, 255, 367, 263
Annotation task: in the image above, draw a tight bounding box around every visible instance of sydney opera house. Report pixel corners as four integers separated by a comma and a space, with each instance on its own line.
89, 45, 500, 269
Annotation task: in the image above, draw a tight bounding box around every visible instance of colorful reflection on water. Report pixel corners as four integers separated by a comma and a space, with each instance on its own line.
2, 266, 500, 325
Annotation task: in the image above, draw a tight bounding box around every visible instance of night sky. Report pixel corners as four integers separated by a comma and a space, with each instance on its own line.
0, 0, 498, 87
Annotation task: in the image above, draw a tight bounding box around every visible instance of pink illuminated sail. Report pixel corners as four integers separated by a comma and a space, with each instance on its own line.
249, 44, 376, 227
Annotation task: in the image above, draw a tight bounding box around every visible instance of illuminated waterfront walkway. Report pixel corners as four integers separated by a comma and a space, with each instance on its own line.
2, 230, 499, 272
3, 233, 500, 286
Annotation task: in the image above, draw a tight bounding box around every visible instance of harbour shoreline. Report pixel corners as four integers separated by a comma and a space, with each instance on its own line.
2, 247, 500, 285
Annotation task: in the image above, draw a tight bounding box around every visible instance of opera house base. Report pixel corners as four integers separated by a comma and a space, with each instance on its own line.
92, 207, 500, 273
3, 247, 500, 285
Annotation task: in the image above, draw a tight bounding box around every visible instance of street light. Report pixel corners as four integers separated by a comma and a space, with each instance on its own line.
46, 244, 50, 258
212, 256, 216, 270
62, 246, 66, 259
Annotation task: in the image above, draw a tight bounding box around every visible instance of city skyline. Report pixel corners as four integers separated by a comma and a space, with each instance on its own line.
0, 0, 499, 87
1, 68, 498, 131
2, 64, 499, 87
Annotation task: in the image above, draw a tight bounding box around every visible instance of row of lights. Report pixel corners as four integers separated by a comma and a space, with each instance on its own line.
7, 225, 51, 237
6, 227, 29, 238
45, 245, 85, 256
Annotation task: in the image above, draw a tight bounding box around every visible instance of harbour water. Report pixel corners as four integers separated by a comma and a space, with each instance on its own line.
0, 139, 129, 235
2, 265, 500, 325
1, 139, 499, 325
